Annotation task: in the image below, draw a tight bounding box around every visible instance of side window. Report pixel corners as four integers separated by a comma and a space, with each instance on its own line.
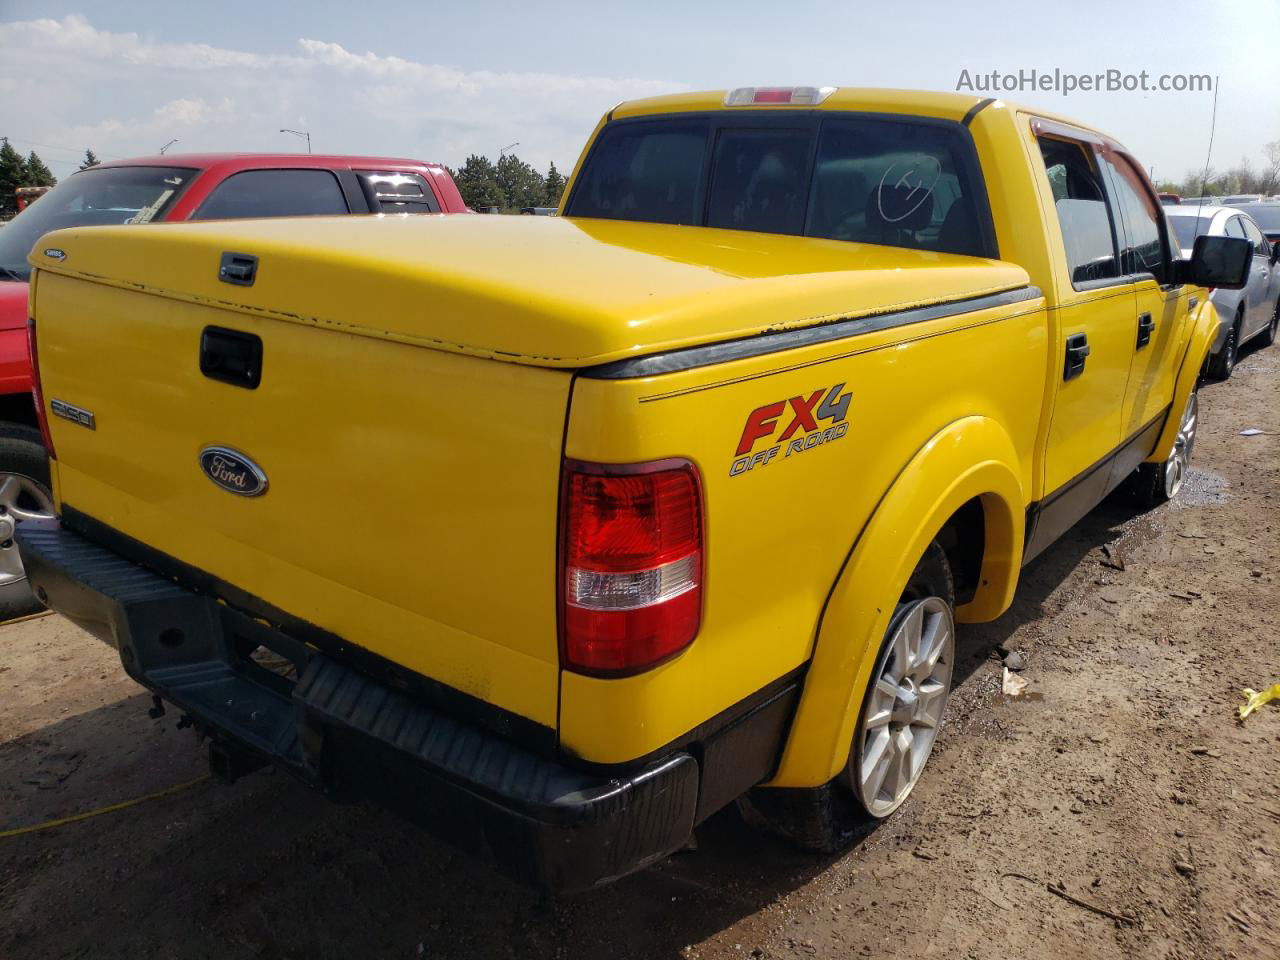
358, 171, 440, 214
195, 169, 349, 220
706, 128, 813, 235
1224, 216, 1248, 240
1103, 154, 1168, 282
1240, 217, 1268, 255
1038, 137, 1120, 285
808, 117, 992, 257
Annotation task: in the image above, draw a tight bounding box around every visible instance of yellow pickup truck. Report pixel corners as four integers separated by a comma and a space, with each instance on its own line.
18, 87, 1252, 892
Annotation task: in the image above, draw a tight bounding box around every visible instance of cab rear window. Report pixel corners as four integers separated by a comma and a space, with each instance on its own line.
706, 128, 812, 235
565, 112, 996, 258
566, 118, 709, 226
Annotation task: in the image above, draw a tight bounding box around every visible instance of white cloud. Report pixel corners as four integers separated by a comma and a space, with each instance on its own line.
0, 15, 683, 177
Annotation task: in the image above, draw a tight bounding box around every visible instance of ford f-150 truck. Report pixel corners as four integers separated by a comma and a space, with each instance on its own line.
0, 152, 467, 617
17, 88, 1251, 893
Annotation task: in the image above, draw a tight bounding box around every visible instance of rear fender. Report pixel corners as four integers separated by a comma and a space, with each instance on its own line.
769, 416, 1024, 788
1146, 298, 1218, 464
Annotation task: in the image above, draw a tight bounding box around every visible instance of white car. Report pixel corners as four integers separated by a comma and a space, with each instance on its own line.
1165, 204, 1280, 379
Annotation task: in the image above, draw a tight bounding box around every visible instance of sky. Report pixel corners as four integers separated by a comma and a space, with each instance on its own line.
0, 0, 1276, 183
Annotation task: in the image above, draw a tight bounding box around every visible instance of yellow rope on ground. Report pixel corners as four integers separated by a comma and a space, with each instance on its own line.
0, 775, 210, 839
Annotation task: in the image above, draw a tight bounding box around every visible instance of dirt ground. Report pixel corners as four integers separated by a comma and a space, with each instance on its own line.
2, 344, 1278, 960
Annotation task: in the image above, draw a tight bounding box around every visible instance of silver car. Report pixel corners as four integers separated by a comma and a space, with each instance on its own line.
1166, 204, 1280, 379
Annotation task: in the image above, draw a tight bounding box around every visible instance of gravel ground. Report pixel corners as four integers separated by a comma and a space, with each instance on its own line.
1, 341, 1277, 960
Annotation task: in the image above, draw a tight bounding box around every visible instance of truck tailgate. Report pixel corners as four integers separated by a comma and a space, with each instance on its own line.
32, 269, 569, 729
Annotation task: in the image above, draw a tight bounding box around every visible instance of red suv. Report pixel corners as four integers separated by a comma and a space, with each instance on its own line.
0, 153, 468, 616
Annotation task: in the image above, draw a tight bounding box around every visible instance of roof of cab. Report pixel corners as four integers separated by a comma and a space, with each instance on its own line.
607, 87, 1117, 143
610, 87, 989, 123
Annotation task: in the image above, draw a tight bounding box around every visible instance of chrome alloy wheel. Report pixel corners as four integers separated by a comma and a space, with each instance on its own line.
1164, 392, 1198, 501
853, 596, 955, 818
0, 473, 54, 587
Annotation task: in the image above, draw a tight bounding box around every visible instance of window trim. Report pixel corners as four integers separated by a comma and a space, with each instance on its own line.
191, 167, 351, 221
564, 109, 1000, 260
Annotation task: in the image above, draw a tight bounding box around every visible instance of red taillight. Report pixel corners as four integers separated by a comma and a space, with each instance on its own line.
26, 316, 54, 459
559, 458, 703, 676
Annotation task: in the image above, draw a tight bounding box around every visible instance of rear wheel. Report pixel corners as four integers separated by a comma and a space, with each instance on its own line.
847, 544, 955, 817
0, 425, 53, 620
740, 543, 955, 848
1206, 310, 1241, 380
1122, 388, 1198, 509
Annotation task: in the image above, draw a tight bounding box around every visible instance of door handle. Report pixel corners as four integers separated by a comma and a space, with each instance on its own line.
1136, 312, 1155, 349
1064, 332, 1090, 380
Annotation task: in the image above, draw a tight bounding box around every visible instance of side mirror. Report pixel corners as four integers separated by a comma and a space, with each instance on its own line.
1272, 240, 1280, 265
1175, 234, 1252, 289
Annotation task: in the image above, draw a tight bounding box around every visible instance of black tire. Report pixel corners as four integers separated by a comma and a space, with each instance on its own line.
0, 423, 52, 621
1117, 459, 1167, 509
893, 540, 954, 609
1117, 386, 1199, 509
1205, 310, 1241, 381
740, 542, 954, 851
1259, 299, 1279, 348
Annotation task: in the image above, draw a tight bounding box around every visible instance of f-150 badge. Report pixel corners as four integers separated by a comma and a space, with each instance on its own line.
730, 383, 851, 477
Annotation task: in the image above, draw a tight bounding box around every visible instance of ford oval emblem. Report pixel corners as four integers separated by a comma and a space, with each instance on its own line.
199, 446, 268, 497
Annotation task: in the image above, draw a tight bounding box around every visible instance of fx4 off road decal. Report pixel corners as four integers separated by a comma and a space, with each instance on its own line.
730, 383, 851, 476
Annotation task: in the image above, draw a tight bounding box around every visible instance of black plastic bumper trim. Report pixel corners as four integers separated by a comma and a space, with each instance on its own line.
16, 518, 798, 892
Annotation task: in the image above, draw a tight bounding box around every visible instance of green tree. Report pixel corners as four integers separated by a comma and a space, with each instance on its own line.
79, 149, 100, 170
496, 152, 546, 210
23, 151, 56, 187
452, 154, 504, 210
543, 162, 566, 205
0, 138, 26, 217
